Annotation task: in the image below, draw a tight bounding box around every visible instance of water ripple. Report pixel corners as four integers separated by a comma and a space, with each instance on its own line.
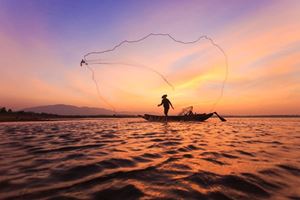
0, 118, 299, 199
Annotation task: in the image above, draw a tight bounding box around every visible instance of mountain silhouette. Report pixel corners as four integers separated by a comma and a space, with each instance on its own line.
22, 104, 115, 115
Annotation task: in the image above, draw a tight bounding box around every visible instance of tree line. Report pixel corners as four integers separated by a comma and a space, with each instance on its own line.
0, 107, 12, 113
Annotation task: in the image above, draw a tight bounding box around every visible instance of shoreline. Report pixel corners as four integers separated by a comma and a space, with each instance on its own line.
0, 112, 138, 123
0, 112, 299, 123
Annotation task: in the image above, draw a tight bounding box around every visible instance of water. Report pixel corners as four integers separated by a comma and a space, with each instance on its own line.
0, 118, 299, 200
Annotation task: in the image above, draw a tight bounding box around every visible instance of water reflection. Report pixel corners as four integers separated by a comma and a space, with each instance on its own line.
0, 118, 299, 199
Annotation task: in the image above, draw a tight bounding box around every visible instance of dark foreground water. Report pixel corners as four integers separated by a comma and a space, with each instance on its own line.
0, 118, 300, 200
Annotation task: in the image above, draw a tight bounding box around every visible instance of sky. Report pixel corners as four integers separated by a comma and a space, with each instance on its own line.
0, 0, 299, 115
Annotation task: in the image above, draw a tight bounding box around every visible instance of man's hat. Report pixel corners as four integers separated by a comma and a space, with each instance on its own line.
162, 94, 167, 98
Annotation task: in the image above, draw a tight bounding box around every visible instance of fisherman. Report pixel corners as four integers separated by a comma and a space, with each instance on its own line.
158, 94, 174, 116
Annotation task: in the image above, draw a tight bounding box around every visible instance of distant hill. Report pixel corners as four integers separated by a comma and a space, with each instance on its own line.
22, 104, 115, 116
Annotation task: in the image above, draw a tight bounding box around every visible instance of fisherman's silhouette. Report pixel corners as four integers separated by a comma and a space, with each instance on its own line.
158, 94, 174, 116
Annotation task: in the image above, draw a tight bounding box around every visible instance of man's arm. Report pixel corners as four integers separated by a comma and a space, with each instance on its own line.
168, 100, 174, 109
157, 100, 163, 107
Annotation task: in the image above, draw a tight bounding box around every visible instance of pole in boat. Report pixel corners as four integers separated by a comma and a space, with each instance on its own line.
214, 112, 226, 122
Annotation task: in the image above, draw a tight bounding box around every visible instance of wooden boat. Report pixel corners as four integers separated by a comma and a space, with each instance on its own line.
141, 113, 214, 122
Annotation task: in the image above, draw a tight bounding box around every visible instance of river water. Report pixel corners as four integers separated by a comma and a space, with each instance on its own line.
0, 118, 299, 199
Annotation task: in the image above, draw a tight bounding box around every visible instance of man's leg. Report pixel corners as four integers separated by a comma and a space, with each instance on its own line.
164, 107, 169, 116
164, 107, 169, 122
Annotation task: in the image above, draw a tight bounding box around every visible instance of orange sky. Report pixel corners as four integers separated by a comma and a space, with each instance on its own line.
0, 0, 299, 114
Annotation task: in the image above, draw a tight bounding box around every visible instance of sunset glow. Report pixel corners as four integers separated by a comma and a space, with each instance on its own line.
0, 0, 299, 114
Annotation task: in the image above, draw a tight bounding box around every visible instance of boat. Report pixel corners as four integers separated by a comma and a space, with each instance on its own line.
140, 113, 214, 122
